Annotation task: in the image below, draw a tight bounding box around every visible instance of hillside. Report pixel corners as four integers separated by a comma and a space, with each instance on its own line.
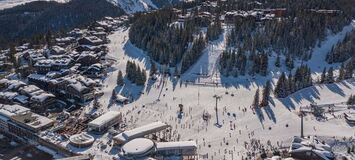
0, 0, 124, 47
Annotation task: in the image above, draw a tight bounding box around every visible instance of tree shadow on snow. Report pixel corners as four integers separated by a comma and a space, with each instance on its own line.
323, 83, 346, 97
219, 75, 267, 90
255, 107, 265, 127
263, 106, 276, 123
115, 78, 145, 103
123, 41, 151, 70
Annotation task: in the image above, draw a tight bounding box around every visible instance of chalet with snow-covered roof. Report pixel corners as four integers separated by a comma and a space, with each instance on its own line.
83, 63, 104, 78
55, 37, 76, 47
89, 31, 108, 42
29, 92, 56, 113
66, 82, 95, 104
28, 74, 51, 90
18, 85, 42, 97
24, 49, 46, 65
34, 59, 53, 74
0, 92, 18, 104
0, 79, 26, 91
78, 36, 105, 46
68, 28, 86, 39
50, 45, 66, 55
34, 56, 73, 74
76, 51, 101, 66
75, 45, 103, 52
94, 21, 114, 32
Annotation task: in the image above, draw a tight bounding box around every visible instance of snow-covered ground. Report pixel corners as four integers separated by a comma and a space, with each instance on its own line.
108, 0, 158, 14
70, 21, 355, 159
0, 0, 69, 10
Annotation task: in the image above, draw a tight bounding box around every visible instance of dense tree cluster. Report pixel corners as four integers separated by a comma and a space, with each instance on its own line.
326, 30, 355, 64
129, 9, 192, 66
220, 49, 268, 77
181, 34, 207, 73
274, 65, 312, 98
319, 67, 334, 84
126, 61, 147, 86
0, 0, 124, 48
226, 11, 349, 60
206, 16, 222, 41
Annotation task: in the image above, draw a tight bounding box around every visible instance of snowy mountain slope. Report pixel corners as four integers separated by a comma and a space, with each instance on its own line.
75, 26, 355, 160
107, 0, 179, 14
107, 0, 158, 14
0, 0, 69, 10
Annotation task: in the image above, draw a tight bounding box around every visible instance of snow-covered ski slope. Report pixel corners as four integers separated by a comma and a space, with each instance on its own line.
79, 21, 355, 159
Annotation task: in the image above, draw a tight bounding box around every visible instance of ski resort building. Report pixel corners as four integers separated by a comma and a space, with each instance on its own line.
118, 138, 197, 159
119, 138, 156, 159
88, 111, 122, 133
113, 121, 170, 145
289, 136, 335, 160
69, 132, 95, 148
156, 141, 198, 156
0, 104, 54, 141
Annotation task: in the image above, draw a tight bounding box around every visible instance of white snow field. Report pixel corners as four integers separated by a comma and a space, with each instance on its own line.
69, 21, 355, 159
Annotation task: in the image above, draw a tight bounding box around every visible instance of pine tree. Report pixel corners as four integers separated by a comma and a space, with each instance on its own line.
337, 63, 345, 82
275, 55, 280, 67
326, 67, 334, 83
285, 54, 294, 70
274, 72, 287, 98
117, 70, 124, 86
347, 94, 354, 105
150, 61, 157, 76
320, 67, 326, 83
93, 96, 101, 109
111, 90, 116, 101
260, 81, 271, 107
344, 60, 353, 79
253, 88, 260, 108
287, 72, 294, 94
9, 45, 16, 65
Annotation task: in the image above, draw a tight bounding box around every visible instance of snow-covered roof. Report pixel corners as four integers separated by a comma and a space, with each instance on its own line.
30, 93, 55, 103
114, 121, 169, 142
88, 111, 121, 128
156, 141, 197, 151
289, 136, 334, 159
0, 104, 30, 117
68, 82, 88, 93
14, 95, 29, 104
69, 132, 95, 146
0, 91, 18, 100
19, 85, 41, 95
4, 80, 26, 90
121, 138, 155, 155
